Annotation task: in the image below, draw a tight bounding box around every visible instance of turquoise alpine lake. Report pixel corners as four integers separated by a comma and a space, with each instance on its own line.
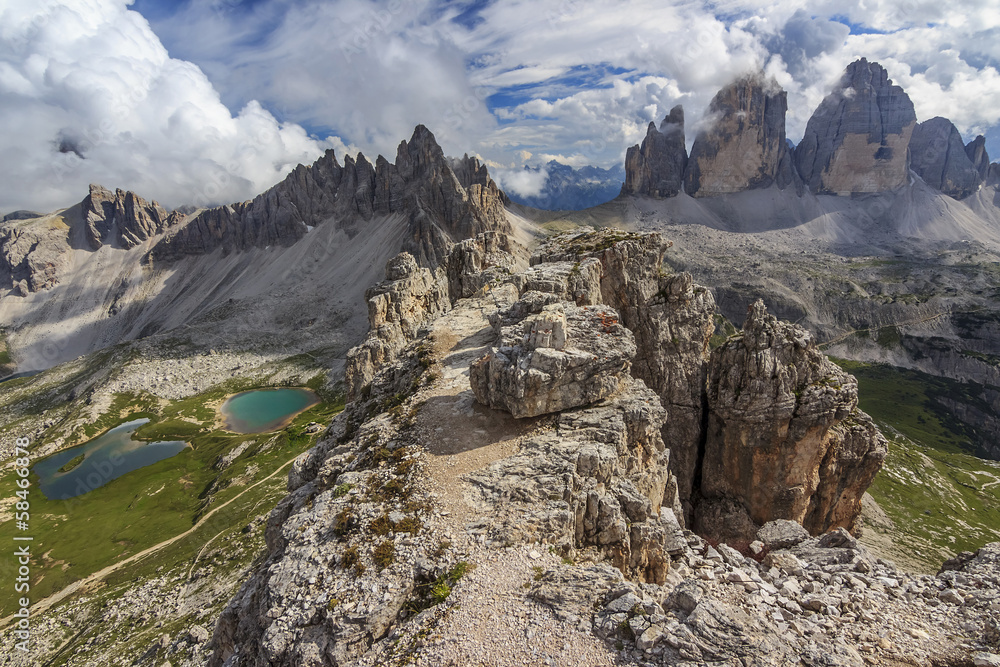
33, 419, 188, 500
220, 387, 320, 433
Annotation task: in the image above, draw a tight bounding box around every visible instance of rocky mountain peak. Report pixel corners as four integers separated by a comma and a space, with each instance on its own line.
82, 183, 183, 250
794, 58, 917, 195
152, 124, 510, 266
966, 134, 991, 181
910, 116, 984, 199
683, 73, 798, 197
621, 104, 688, 198
699, 299, 887, 540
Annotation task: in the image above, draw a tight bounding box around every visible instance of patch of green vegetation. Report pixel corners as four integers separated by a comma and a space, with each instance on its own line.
57, 453, 85, 473
960, 349, 1000, 367
332, 483, 354, 498
0, 380, 344, 616
833, 359, 1000, 570
875, 325, 902, 349
341, 545, 361, 572
0, 328, 12, 369
834, 360, 985, 455
133, 419, 205, 441
35, 466, 290, 667
373, 540, 395, 570
709, 313, 737, 349
407, 561, 472, 613
334, 509, 356, 537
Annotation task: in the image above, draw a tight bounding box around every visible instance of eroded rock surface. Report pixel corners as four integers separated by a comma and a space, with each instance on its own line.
697, 300, 888, 541
344, 252, 449, 400
794, 58, 916, 195
445, 230, 518, 302
470, 299, 635, 418
684, 74, 798, 196
966, 135, 992, 182
0, 221, 66, 293
82, 184, 183, 250
528, 230, 715, 522
467, 375, 686, 583
154, 125, 509, 265
910, 117, 984, 199
621, 105, 688, 198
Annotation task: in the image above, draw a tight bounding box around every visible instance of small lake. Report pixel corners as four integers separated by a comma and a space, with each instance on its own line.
33, 419, 188, 500
220, 387, 320, 433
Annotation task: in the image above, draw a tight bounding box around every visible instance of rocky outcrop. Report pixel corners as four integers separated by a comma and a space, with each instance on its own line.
697, 300, 888, 541
528, 230, 715, 523
684, 74, 798, 196
2, 210, 41, 222
470, 298, 636, 418
445, 230, 518, 302
621, 105, 687, 198
209, 228, 909, 667
0, 221, 66, 293
910, 117, 983, 198
966, 135, 991, 182
587, 530, 1000, 666
794, 58, 917, 195
82, 184, 183, 250
467, 375, 686, 583
344, 252, 449, 400
154, 125, 510, 266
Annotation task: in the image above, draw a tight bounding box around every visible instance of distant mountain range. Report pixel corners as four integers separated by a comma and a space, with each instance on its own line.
502, 161, 625, 211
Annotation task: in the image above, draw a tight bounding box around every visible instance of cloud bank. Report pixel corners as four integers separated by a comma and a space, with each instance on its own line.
0, 0, 337, 212
2, 0, 1000, 213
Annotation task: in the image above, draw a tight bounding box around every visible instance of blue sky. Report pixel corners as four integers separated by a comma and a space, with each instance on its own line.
1, 0, 999, 210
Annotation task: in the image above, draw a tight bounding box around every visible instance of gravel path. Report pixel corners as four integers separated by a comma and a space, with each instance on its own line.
410, 544, 618, 667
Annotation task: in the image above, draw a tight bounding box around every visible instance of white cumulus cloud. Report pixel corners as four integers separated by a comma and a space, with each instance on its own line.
493, 165, 550, 198
0, 0, 337, 212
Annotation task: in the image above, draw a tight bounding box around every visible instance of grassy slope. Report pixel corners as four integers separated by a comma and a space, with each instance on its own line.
0, 384, 343, 616
835, 360, 1000, 571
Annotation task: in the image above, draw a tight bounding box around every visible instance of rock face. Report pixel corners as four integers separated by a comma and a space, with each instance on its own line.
966, 134, 991, 182
697, 300, 888, 541
82, 184, 183, 250
528, 231, 715, 523
684, 74, 798, 196
470, 299, 636, 418
445, 230, 518, 302
621, 105, 687, 198
910, 117, 984, 199
344, 252, 450, 400
154, 125, 510, 266
794, 59, 916, 195
0, 218, 68, 293
468, 375, 686, 583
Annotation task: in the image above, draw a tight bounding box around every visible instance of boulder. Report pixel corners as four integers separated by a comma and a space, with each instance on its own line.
757, 519, 810, 550
470, 301, 635, 418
